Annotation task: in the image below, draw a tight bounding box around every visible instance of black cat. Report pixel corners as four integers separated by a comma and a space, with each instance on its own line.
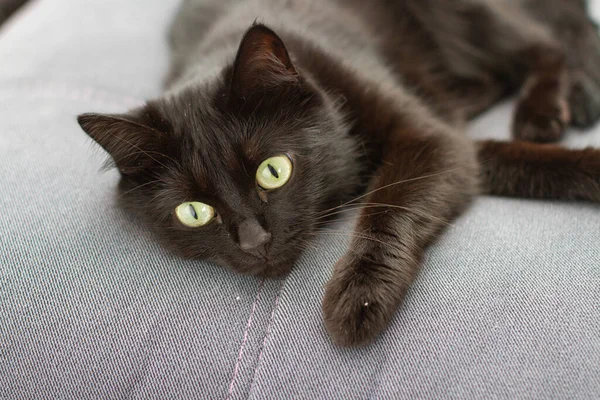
78, 0, 600, 347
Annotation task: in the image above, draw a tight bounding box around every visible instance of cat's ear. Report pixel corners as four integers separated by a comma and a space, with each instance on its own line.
77, 107, 169, 175
230, 23, 299, 98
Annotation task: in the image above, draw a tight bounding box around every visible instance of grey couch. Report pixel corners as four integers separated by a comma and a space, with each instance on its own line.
1, 1, 599, 398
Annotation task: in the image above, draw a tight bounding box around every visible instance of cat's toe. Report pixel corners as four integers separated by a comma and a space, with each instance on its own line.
569, 74, 600, 129
322, 283, 390, 347
322, 257, 399, 347
513, 92, 570, 143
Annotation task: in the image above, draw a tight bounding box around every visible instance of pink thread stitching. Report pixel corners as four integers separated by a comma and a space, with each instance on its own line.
247, 279, 285, 398
226, 279, 265, 400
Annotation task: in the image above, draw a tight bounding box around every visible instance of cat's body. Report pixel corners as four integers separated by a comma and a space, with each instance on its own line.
79, 0, 600, 346
167, 0, 599, 123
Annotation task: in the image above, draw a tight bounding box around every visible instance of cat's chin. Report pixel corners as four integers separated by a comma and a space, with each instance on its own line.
235, 261, 295, 279
211, 257, 295, 279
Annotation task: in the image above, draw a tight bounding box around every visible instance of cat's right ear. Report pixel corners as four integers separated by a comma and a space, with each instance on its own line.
230, 23, 300, 98
77, 107, 169, 175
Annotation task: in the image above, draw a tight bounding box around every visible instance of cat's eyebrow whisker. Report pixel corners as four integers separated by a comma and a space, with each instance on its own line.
118, 179, 164, 199
125, 150, 180, 167
146, 190, 171, 208
105, 132, 176, 171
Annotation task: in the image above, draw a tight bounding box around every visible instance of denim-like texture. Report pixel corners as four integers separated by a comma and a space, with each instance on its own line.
0, 1, 599, 399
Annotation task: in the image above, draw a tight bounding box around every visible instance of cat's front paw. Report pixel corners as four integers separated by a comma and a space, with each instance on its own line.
513, 82, 571, 143
321, 255, 401, 347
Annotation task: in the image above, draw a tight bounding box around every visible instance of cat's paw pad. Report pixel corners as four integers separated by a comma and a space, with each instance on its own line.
569, 73, 600, 128
513, 86, 570, 143
321, 257, 398, 347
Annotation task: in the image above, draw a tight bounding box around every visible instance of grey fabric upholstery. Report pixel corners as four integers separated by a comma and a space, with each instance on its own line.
1, 1, 599, 398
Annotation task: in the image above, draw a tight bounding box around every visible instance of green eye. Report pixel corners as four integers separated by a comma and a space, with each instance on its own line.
256, 155, 293, 190
175, 202, 215, 227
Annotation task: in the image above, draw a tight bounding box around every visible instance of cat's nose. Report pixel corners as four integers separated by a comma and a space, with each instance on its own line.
237, 219, 271, 256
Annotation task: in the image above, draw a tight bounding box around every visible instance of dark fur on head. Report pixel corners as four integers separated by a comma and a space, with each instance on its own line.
78, 24, 360, 277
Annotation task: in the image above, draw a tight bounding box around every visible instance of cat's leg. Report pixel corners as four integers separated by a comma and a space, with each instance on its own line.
401, 0, 572, 141
518, 0, 600, 128
322, 125, 478, 347
512, 1, 600, 139
512, 40, 600, 139
569, 63, 600, 129
407, 0, 600, 138
480, 1, 600, 140
511, 44, 571, 143
477, 140, 600, 200
557, 14, 600, 129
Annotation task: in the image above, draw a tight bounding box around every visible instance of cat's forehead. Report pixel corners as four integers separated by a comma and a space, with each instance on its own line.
165, 113, 289, 184
157, 80, 319, 190
186, 125, 299, 186
165, 84, 294, 133
165, 102, 301, 156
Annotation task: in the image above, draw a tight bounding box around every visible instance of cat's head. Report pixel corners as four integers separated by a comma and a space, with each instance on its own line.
78, 24, 359, 277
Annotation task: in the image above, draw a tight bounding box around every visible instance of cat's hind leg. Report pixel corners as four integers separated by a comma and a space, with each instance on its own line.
516, 0, 600, 129
511, 44, 571, 143
494, 1, 600, 139
410, 0, 572, 142
560, 10, 600, 129
410, 0, 591, 142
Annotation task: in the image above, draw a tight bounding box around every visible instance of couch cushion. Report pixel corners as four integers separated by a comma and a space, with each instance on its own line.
1, 1, 599, 399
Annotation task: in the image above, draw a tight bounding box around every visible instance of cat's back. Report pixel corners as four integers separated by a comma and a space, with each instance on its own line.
167, 0, 396, 87
169, 0, 372, 50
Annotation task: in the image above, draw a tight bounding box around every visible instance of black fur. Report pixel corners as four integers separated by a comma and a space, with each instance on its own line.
79, 0, 600, 347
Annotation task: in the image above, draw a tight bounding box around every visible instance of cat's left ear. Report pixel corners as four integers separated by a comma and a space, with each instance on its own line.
77, 106, 169, 175
230, 23, 299, 98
